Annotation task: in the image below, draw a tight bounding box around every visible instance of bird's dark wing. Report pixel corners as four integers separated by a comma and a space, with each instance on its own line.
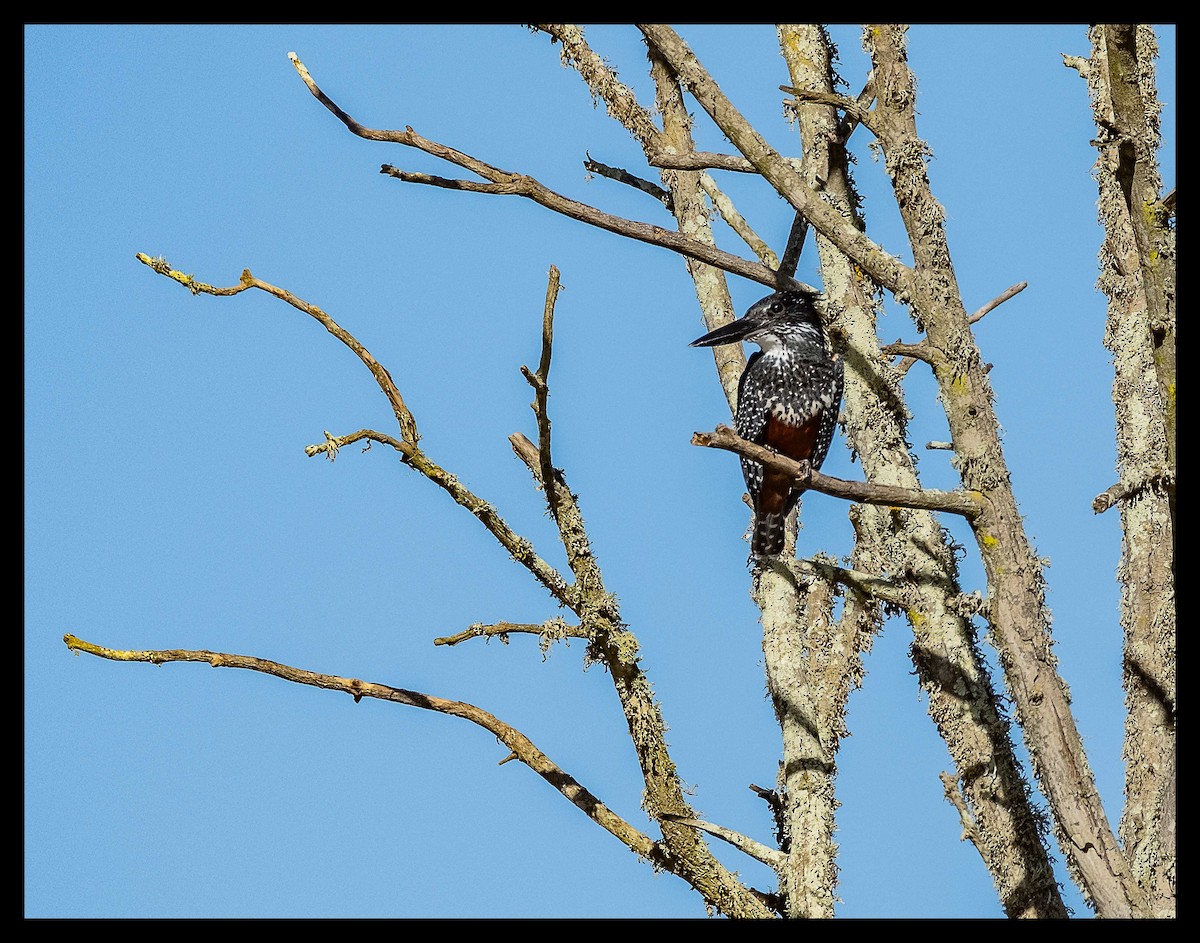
735, 350, 768, 503
810, 352, 844, 474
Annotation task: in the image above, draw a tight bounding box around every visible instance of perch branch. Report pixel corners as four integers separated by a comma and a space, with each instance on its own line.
692, 425, 983, 520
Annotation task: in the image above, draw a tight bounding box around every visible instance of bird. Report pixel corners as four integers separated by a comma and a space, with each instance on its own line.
691, 290, 843, 557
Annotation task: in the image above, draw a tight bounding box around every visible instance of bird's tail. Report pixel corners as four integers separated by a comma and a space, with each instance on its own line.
751, 513, 786, 557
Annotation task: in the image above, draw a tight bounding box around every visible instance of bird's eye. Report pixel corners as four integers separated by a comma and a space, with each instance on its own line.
769, 302, 783, 314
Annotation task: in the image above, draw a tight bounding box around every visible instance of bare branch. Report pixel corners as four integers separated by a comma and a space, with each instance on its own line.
970, 281, 1028, 324
138, 254, 580, 609
1078, 31, 1175, 914
520, 267, 563, 510
648, 150, 805, 174
884, 281, 1027, 376
781, 84, 877, 134
880, 340, 937, 364
777, 212, 809, 282
584, 156, 673, 208
691, 425, 984, 520
434, 618, 588, 647
289, 50, 793, 292
136, 253, 420, 445
698, 172, 779, 268
866, 24, 1144, 917
306, 428, 577, 608
63, 634, 663, 863
659, 814, 786, 870
379, 163, 798, 291
1091, 470, 1174, 514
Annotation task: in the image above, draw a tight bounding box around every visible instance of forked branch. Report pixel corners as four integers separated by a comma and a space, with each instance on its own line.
136, 254, 575, 609
135, 249, 771, 917
289, 51, 798, 293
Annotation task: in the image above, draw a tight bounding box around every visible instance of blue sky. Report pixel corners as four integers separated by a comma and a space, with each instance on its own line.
25, 24, 1175, 918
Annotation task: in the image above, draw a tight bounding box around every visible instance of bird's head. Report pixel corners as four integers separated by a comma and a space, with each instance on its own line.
689, 290, 824, 352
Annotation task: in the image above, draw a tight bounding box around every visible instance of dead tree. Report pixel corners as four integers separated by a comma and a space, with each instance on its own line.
67, 24, 1174, 918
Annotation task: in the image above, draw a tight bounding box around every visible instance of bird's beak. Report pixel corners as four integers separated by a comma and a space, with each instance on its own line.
689, 317, 757, 348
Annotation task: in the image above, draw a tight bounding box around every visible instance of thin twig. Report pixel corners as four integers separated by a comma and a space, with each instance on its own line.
970, 281, 1028, 323
521, 267, 562, 511
434, 618, 588, 647
698, 172, 779, 268
306, 429, 577, 608
886, 281, 1027, 375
